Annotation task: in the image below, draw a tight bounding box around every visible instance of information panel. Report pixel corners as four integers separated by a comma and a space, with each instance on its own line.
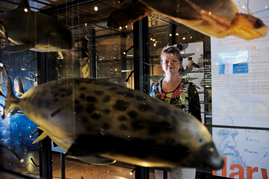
211, 0, 269, 178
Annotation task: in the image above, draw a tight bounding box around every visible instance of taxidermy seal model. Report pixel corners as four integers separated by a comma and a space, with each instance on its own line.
0, 0, 73, 53
3, 77, 223, 170
107, 0, 268, 40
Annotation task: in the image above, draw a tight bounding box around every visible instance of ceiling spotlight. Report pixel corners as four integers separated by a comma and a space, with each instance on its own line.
130, 168, 135, 175
176, 33, 179, 36
169, 34, 172, 36
24, 8, 28, 12
94, 6, 98, 11
119, 26, 122, 30
182, 37, 186, 40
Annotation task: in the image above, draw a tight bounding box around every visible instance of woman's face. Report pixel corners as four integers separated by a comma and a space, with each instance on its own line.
161, 53, 182, 75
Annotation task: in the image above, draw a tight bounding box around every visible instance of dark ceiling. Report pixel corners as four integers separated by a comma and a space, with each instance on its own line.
0, 0, 135, 34
0, 0, 208, 54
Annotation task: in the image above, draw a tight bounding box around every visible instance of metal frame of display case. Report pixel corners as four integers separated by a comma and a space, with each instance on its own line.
37, 52, 57, 179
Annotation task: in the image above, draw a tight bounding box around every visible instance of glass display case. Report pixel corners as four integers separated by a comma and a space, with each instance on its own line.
0, 0, 268, 179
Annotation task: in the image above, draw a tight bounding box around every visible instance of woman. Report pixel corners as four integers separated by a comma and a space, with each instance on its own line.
149, 45, 201, 121
149, 45, 201, 179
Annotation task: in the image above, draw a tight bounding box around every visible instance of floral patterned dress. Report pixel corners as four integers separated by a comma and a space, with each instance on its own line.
149, 78, 201, 122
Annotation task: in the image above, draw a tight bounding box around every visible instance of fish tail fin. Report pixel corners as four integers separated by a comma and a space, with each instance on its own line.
3, 77, 20, 119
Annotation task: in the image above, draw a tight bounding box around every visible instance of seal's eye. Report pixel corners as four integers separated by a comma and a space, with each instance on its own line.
254, 19, 263, 29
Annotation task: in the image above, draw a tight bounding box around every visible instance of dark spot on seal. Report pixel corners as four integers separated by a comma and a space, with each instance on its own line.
165, 138, 175, 145
53, 93, 59, 98
138, 103, 154, 112
86, 104, 95, 114
113, 100, 130, 111
94, 90, 104, 96
136, 96, 146, 101
127, 110, 138, 119
171, 115, 178, 125
102, 123, 110, 130
78, 116, 88, 124
148, 127, 161, 135
86, 125, 93, 131
102, 109, 111, 115
79, 94, 85, 99
40, 90, 46, 96
86, 96, 97, 102
45, 100, 51, 107
80, 87, 86, 90
75, 100, 79, 104
116, 91, 125, 95
125, 92, 135, 98
156, 106, 170, 117
145, 138, 156, 146
117, 115, 127, 121
102, 96, 111, 103
75, 105, 83, 114
54, 98, 58, 102
109, 87, 118, 91
91, 113, 101, 120
119, 124, 127, 130
116, 91, 135, 98
174, 110, 180, 116
132, 122, 143, 130
116, 91, 134, 98
158, 121, 172, 129
60, 94, 66, 98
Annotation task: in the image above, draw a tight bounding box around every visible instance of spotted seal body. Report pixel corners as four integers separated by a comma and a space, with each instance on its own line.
4, 77, 223, 170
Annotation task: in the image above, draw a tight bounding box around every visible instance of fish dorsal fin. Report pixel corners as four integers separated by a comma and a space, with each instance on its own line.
14, 76, 24, 96
4, 77, 19, 119
32, 130, 48, 144
17, 0, 30, 10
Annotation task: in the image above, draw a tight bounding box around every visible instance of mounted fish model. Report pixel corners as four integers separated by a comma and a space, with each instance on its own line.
2, 77, 224, 169
0, 0, 73, 53
107, 0, 268, 40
